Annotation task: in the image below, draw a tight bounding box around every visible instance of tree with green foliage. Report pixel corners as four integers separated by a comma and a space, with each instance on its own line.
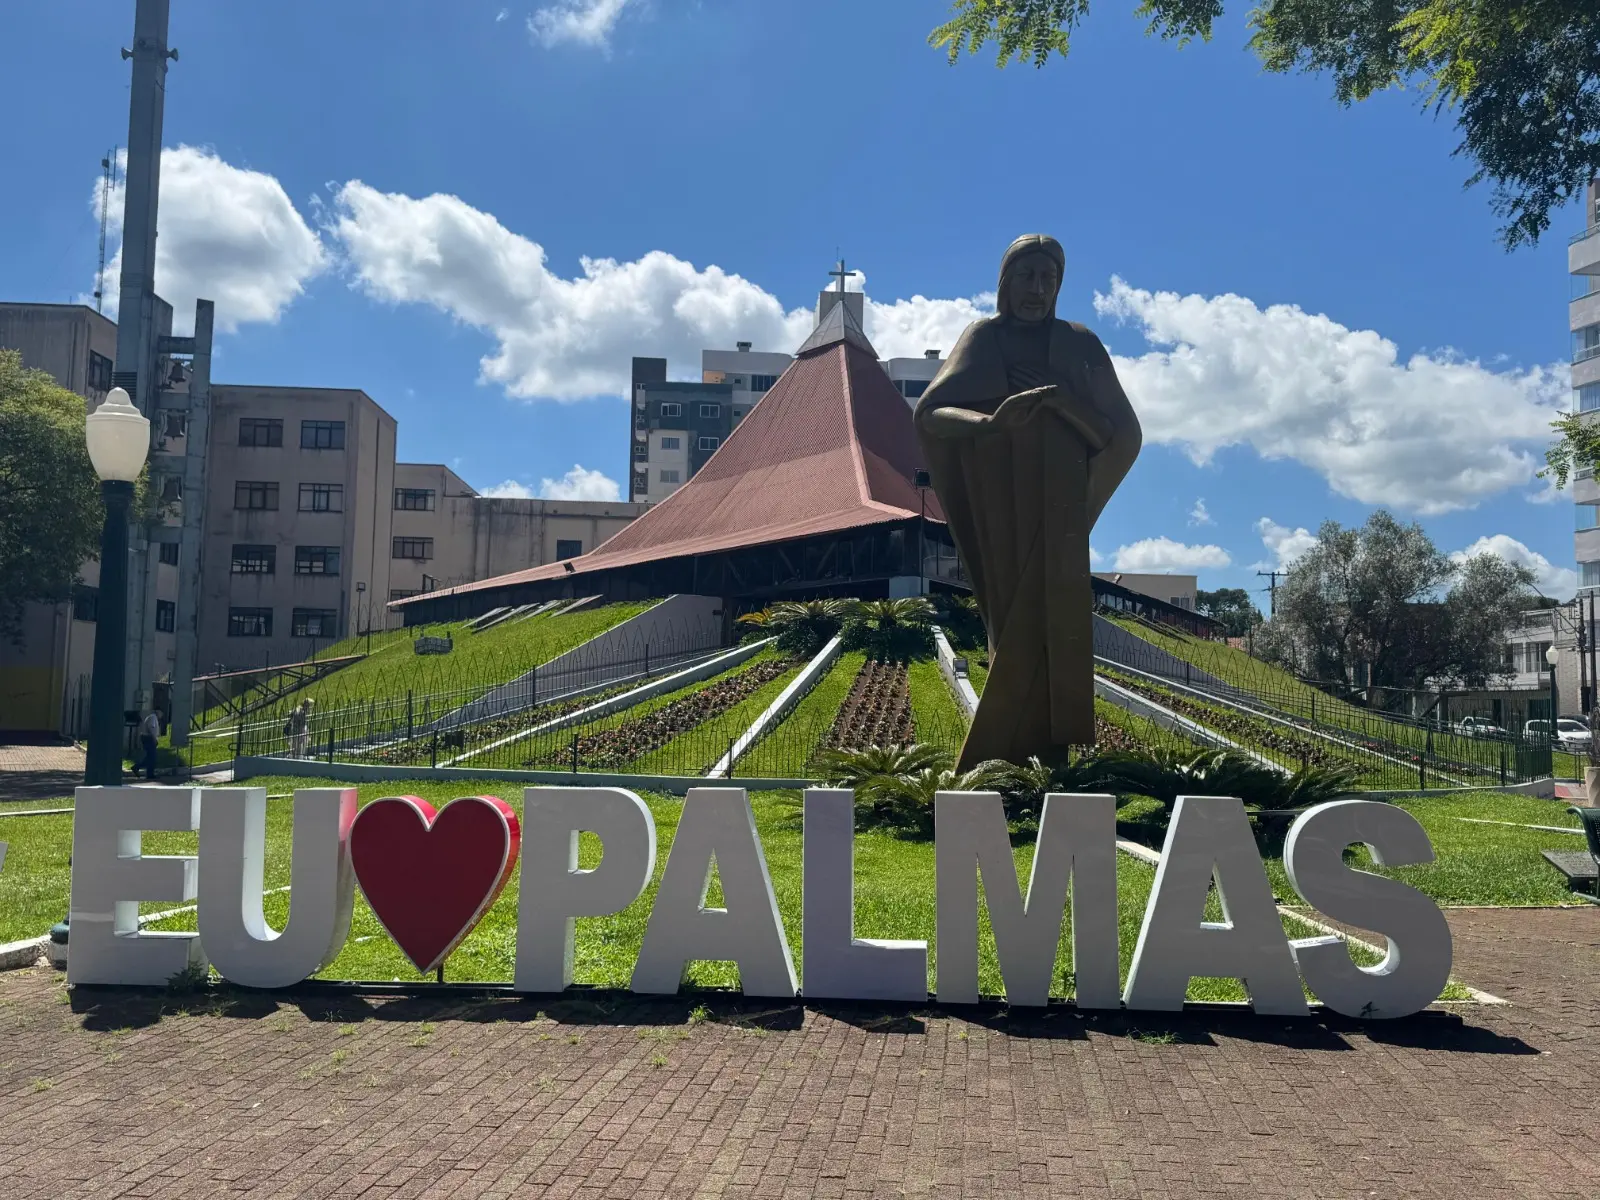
1196, 586, 1262, 637
1253, 509, 1535, 698
928, 0, 1600, 248
0, 350, 103, 644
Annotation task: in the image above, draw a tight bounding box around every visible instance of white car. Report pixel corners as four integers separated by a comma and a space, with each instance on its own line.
1523, 718, 1592, 749
1454, 717, 1505, 738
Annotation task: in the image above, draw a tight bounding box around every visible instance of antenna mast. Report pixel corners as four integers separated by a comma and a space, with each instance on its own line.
94, 148, 117, 313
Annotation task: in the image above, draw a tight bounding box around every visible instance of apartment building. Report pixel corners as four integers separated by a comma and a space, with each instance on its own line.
0, 303, 182, 730
200, 385, 398, 671
627, 282, 946, 504
1092, 573, 1199, 612
390, 463, 643, 599
1573, 180, 1600, 592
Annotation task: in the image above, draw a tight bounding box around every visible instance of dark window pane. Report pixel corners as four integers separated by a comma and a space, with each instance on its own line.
298, 483, 344, 513
230, 544, 276, 574
158, 542, 179, 566
555, 539, 582, 560
394, 487, 436, 511
238, 418, 283, 448
155, 600, 175, 633
294, 546, 342, 576
392, 537, 434, 560
300, 420, 346, 449
291, 608, 338, 638
227, 607, 273, 637
233, 481, 279, 510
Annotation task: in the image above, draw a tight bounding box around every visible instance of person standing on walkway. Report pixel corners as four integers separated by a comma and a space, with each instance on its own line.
286, 700, 314, 758
138, 709, 162, 781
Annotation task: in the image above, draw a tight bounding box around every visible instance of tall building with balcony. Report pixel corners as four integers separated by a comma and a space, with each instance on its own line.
1574, 179, 1600, 592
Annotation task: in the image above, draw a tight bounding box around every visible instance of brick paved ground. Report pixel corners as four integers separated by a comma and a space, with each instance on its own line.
0, 738, 85, 803
0, 907, 1595, 1199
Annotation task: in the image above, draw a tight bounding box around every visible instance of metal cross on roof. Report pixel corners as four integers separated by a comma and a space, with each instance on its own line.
829, 258, 857, 296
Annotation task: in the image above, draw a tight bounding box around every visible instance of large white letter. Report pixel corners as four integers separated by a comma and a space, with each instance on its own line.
1284, 799, 1452, 1018
802, 789, 926, 1001
1123, 794, 1307, 1015
198, 787, 356, 988
516, 787, 656, 993
935, 791, 1119, 1007
69, 786, 206, 986
631, 787, 796, 997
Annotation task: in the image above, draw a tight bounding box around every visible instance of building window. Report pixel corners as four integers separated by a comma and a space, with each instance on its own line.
231, 544, 276, 574
659, 402, 682, 418
660, 435, 681, 450
72, 587, 97, 623
393, 537, 434, 560
659, 469, 680, 483
632, 471, 649, 495
234, 481, 279, 510
294, 545, 342, 576
300, 419, 346, 450
299, 483, 344, 513
1521, 641, 1554, 674
155, 599, 175, 633
1579, 383, 1600, 413
238, 418, 283, 447
291, 608, 338, 639
555, 539, 582, 560
699, 403, 721, 418
87, 351, 113, 394
1580, 504, 1600, 532
228, 607, 273, 637
159, 542, 179, 566
394, 487, 436, 511
1576, 324, 1600, 365
1584, 562, 1600, 591
899, 379, 930, 400
389, 588, 419, 602
698, 436, 720, 451
750, 374, 777, 392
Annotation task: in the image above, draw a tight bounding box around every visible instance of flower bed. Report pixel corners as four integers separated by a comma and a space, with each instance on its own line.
527, 658, 794, 771
821, 659, 914, 753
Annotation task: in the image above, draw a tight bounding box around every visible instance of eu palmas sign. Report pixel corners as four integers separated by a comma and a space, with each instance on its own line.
65, 786, 1452, 1018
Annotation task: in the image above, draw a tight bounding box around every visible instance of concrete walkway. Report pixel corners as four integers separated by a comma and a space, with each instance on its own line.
0, 906, 1595, 1198
0, 739, 84, 803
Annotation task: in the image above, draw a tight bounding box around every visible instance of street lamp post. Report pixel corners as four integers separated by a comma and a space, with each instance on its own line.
1546, 645, 1561, 740
83, 388, 150, 787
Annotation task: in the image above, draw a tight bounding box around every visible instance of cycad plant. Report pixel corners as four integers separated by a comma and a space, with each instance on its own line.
763, 598, 860, 657
935, 593, 986, 651
842, 596, 937, 660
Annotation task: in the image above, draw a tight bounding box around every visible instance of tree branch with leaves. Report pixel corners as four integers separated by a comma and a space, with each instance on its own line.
929, 0, 1600, 247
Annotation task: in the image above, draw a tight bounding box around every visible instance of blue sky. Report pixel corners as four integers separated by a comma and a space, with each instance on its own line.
2, 0, 1585, 608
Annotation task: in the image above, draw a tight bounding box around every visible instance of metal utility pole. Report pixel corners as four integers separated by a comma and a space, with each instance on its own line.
113, 0, 177, 716
165, 300, 213, 748
1257, 569, 1286, 617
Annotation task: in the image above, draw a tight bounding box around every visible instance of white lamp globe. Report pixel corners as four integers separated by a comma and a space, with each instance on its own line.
85, 387, 150, 483
1546, 646, 1560, 667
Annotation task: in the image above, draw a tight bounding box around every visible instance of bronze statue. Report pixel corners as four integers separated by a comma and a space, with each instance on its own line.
915, 234, 1142, 770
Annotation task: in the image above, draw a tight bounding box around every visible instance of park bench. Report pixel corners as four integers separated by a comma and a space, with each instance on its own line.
1540, 806, 1600, 899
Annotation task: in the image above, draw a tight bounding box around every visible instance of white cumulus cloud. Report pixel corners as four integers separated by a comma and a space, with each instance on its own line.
537, 464, 622, 501
95, 146, 326, 334
1451, 534, 1578, 599
325, 181, 990, 399
529, 0, 634, 48
1110, 537, 1231, 572
1188, 498, 1212, 526
1255, 517, 1319, 570
480, 480, 534, 498
1095, 279, 1568, 515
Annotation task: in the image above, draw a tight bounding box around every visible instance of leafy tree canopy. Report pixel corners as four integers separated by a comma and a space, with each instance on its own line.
929, 0, 1600, 248
1253, 509, 1535, 697
1196, 586, 1262, 637
0, 350, 103, 644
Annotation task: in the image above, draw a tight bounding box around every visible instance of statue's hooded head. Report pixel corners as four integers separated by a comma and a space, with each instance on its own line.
997, 234, 1065, 324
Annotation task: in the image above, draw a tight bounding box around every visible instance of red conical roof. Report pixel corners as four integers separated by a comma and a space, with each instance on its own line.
410, 311, 942, 603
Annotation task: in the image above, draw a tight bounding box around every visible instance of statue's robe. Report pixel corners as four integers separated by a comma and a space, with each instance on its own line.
915, 315, 1141, 770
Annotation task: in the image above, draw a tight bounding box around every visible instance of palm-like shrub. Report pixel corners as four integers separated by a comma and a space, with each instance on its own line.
758, 598, 860, 657
936, 593, 986, 651
1093, 747, 1361, 813
842, 596, 937, 661
816, 742, 949, 788
989, 754, 1127, 830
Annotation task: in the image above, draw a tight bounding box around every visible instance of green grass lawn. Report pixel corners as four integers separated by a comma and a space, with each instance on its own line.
6, 775, 1575, 1002
632, 660, 804, 776
195, 601, 655, 739
907, 658, 968, 748
739, 651, 867, 777
1104, 615, 1561, 778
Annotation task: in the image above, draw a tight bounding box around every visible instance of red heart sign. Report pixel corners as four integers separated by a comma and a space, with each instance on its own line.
349, 795, 521, 974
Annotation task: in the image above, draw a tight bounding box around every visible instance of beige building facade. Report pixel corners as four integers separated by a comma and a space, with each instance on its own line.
1092, 572, 1199, 612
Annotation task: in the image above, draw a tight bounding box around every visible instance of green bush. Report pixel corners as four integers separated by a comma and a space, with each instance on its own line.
841, 597, 936, 661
